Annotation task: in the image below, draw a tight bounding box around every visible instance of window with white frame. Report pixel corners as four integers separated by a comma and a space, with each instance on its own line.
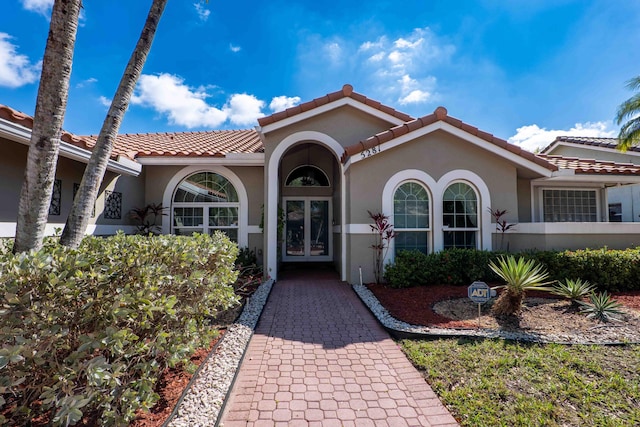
172, 172, 239, 241
393, 181, 430, 254
443, 182, 478, 249
542, 189, 597, 222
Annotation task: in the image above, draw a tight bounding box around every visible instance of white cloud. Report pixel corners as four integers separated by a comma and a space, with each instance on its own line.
76, 77, 97, 88
508, 121, 616, 153
399, 90, 431, 105
324, 42, 342, 66
0, 33, 40, 88
21, 0, 52, 16
229, 44, 241, 53
194, 2, 211, 21
355, 28, 453, 105
223, 93, 265, 125
98, 96, 111, 107
269, 96, 301, 112
131, 73, 270, 128
131, 73, 227, 128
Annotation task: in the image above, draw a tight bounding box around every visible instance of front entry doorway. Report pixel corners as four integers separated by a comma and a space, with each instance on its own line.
282, 197, 332, 262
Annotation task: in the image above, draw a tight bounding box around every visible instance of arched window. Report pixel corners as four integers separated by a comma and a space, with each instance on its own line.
172, 171, 239, 241
443, 182, 478, 249
394, 181, 430, 254
285, 165, 330, 187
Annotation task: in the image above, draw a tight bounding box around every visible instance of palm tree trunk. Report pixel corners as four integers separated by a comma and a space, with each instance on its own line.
13, 0, 82, 254
60, 0, 168, 248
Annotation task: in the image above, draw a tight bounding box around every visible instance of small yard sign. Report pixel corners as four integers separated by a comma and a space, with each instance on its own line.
468, 281, 497, 328
468, 281, 495, 304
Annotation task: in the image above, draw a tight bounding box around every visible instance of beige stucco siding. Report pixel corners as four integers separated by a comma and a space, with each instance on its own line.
0, 139, 29, 222
262, 106, 398, 156
145, 164, 264, 228
0, 137, 143, 228
517, 178, 532, 222
346, 130, 519, 224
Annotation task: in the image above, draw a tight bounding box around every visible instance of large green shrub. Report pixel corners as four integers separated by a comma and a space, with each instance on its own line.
384, 249, 503, 287
0, 232, 239, 426
384, 247, 640, 291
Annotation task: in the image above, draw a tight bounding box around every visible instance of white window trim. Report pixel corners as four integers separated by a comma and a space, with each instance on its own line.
266, 131, 346, 281
382, 169, 491, 265
442, 180, 480, 249
537, 186, 601, 223
162, 165, 249, 247
392, 180, 432, 255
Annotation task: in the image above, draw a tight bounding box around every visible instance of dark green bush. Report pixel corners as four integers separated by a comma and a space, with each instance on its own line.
0, 232, 239, 426
384, 247, 640, 291
384, 249, 503, 288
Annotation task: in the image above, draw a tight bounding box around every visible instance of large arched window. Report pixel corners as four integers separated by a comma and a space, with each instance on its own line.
394, 181, 430, 254
443, 182, 478, 249
172, 171, 239, 241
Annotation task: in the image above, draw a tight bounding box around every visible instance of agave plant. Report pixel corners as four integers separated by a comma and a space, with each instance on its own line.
489, 256, 554, 316
578, 292, 625, 322
550, 278, 596, 305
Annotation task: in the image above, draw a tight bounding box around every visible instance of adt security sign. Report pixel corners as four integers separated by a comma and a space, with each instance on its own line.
468, 281, 496, 304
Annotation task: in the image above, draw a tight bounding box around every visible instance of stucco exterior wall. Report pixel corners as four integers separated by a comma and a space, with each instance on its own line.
0, 137, 143, 234
262, 106, 397, 155
607, 184, 640, 222
346, 130, 519, 224
517, 178, 532, 223
147, 164, 264, 229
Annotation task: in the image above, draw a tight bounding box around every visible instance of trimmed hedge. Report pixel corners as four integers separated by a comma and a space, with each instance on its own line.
384, 248, 640, 292
0, 232, 239, 426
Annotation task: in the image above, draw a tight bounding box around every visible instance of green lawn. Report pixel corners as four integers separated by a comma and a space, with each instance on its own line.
401, 339, 640, 427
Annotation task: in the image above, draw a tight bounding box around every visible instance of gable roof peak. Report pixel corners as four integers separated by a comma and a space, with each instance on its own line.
434, 106, 447, 120
257, 84, 414, 128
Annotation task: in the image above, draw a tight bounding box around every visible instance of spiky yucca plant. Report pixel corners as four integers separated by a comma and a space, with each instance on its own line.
550, 278, 596, 306
489, 256, 554, 316
578, 292, 625, 323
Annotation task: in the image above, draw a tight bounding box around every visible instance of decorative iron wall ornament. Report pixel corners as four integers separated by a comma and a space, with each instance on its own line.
104, 190, 122, 219
48, 179, 62, 216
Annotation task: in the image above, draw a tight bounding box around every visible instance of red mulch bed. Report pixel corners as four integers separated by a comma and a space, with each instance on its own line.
7, 332, 224, 427
130, 332, 224, 427
367, 284, 640, 328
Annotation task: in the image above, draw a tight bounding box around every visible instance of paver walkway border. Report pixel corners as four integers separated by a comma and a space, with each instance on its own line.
220, 277, 459, 426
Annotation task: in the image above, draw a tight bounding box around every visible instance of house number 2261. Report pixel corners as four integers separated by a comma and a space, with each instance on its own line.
361, 146, 381, 159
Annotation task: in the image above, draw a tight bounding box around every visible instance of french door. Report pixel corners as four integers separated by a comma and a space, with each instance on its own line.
282, 197, 332, 261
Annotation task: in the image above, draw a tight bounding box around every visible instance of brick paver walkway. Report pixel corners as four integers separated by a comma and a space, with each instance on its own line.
220, 276, 459, 427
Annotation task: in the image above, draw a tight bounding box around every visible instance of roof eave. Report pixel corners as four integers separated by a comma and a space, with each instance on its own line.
0, 117, 141, 176
136, 152, 265, 166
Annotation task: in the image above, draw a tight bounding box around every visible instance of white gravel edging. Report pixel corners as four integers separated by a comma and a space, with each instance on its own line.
167, 278, 274, 427
352, 283, 640, 345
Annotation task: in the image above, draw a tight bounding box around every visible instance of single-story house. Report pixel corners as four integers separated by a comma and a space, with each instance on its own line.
3, 84, 640, 283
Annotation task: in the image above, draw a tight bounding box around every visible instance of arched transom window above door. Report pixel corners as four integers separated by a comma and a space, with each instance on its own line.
172, 171, 239, 241
285, 165, 330, 187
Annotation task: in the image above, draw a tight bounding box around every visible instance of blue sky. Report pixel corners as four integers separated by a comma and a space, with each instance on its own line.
1, 0, 639, 152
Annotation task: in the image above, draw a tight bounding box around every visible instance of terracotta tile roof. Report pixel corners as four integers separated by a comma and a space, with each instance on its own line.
257, 84, 415, 127
541, 136, 640, 154
341, 106, 558, 171
0, 104, 99, 155
1, 104, 262, 160
538, 154, 640, 175
81, 129, 263, 159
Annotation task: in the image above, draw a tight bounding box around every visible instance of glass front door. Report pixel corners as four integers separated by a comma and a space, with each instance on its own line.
283, 198, 331, 261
